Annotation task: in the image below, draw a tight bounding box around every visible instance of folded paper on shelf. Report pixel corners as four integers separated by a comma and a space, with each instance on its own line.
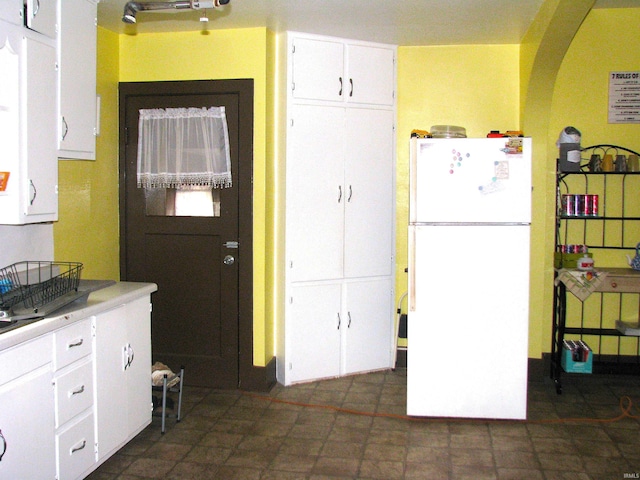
615, 320, 640, 336
555, 269, 607, 301
151, 361, 181, 388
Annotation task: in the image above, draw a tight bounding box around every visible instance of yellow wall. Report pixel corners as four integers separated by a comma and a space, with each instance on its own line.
551, 8, 640, 156
54, 27, 120, 280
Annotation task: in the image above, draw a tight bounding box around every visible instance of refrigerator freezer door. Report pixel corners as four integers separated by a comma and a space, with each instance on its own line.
410, 137, 532, 224
407, 224, 529, 419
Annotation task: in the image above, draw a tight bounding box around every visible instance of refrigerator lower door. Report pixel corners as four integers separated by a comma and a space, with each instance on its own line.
407, 224, 529, 419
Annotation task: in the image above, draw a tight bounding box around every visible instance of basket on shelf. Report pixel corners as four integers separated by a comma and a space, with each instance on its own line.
0, 261, 83, 314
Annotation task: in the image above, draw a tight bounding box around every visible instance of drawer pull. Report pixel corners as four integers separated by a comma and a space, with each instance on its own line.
68, 338, 84, 348
70, 385, 85, 397
70, 440, 86, 454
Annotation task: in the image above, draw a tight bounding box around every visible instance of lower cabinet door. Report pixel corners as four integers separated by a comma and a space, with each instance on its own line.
56, 412, 96, 480
288, 283, 342, 384
0, 365, 55, 479
342, 278, 393, 375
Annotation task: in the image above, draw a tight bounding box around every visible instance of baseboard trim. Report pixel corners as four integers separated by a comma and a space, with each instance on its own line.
240, 356, 277, 392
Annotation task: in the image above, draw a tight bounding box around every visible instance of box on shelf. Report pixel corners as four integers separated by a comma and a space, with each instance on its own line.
561, 340, 592, 374
554, 252, 592, 269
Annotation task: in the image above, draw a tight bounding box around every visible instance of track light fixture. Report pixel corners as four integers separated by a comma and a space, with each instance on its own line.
122, 0, 230, 24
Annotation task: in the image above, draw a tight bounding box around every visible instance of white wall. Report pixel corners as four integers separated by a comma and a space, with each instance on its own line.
0, 224, 54, 267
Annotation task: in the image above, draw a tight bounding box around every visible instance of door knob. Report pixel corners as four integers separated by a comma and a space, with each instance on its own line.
223, 255, 235, 265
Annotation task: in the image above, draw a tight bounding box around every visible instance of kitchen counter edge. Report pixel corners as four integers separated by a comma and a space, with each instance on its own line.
0, 281, 158, 352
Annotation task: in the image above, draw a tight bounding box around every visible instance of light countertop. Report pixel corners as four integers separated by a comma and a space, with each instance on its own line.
0, 281, 157, 351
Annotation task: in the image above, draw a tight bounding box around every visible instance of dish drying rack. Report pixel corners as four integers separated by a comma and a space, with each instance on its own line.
0, 261, 83, 320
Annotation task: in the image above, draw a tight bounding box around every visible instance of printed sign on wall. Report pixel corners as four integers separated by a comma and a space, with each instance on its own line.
609, 71, 640, 124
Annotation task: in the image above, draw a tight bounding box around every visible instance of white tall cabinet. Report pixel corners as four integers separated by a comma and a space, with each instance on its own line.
277, 32, 396, 386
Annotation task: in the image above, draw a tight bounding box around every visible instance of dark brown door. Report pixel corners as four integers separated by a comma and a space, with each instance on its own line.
119, 80, 253, 389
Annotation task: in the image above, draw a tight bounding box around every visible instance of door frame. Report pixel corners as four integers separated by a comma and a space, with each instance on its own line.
118, 79, 269, 390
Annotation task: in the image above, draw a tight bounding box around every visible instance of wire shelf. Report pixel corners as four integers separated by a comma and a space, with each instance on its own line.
0, 261, 83, 313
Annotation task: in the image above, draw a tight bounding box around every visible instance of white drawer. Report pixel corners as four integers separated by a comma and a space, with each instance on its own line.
54, 318, 92, 370
0, 334, 52, 387
55, 359, 94, 428
56, 411, 96, 480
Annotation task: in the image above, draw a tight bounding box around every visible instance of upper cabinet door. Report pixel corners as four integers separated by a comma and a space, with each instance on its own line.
346, 44, 395, 106
25, 0, 56, 38
0, 0, 23, 25
23, 35, 57, 219
287, 103, 346, 282
291, 37, 344, 102
58, 0, 98, 160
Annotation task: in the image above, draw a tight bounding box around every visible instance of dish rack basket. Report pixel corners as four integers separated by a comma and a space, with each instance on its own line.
0, 261, 83, 313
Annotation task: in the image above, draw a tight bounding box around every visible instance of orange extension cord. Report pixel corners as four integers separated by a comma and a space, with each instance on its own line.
243, 392, 640, 426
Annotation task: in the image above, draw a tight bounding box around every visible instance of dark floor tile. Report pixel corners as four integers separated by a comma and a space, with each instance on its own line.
359, 458, 406, 480
313, 456, 361, 477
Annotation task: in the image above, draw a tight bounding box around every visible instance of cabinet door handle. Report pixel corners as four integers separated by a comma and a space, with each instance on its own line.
0, 430, 6, 462
337, 312, 341, 330
68, 338, 84, 348
338, 185, 342, 203
349, 78, 353, 97
347, 185, 353, 202
338, 76, 343, 96
70, 385, 85, 397
70, 440, 86, 454
61, 116, 69, 141
34, 0, 41, 17
29, 180, 37, 205
128, 343, 135, 368
347, 311, 352, 328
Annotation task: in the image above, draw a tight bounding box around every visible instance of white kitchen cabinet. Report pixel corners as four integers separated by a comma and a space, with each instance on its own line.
0, 335, 55, 480
0, 20, 57, 225
287, 283, 342, 383
0, 283, 155, 480
287, 278, 393, 383
342, 278, 393, 375
94, 296, 152, 462
291, 34, 395, 106
25, 0, 57, 38
278, 32, 396, 386
287, 104, 345, 283
287, 103, 394, 282
0, 0, 23, 25
57, 0, 98, 160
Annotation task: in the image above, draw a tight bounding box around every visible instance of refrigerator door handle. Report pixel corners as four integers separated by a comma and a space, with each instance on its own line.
408, 228, 416, 312
409, 138, 418, 224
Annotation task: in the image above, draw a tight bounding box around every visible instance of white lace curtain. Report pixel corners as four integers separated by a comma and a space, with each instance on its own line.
136, 106, 232, 189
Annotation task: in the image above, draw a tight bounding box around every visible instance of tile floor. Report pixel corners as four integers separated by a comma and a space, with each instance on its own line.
86, 367, 640, 480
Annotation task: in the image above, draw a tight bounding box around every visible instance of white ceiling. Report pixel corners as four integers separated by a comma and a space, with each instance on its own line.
97, 0, 640, 46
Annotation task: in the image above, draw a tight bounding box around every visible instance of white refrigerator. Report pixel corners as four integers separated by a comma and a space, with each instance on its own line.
407, 136, 531, 420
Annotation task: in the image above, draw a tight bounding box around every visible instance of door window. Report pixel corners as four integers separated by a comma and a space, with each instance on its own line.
144, 187, 220, 217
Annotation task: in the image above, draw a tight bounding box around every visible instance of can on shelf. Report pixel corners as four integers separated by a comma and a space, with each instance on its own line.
585, 194, 599, 216
561, 194, 575, 216
574, 194, 585, 216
